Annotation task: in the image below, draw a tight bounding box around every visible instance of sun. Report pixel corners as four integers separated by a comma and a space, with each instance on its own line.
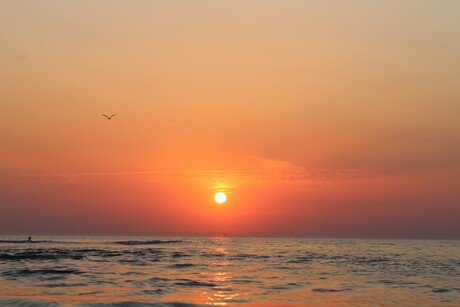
214, 192, 227, 204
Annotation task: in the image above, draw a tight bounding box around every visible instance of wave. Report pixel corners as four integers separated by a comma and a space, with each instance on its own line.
431, 287, 460, 293
0, 249, 89, 261
377, 280, 418, 285
81, 302, 205, 307
0, 299, 58, 307
171, 252, 189, 258
174, 279, 217, 287
168, 263, 195, 269
0, 248, 170, 262
2, 268, 82, 277
312, 288, 345, 292
0, 240, 55, 244
115, 240, 183, 246
263, 282, 303, 291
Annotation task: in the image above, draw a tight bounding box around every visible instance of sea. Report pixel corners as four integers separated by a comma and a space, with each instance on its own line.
0, 235, 458, 306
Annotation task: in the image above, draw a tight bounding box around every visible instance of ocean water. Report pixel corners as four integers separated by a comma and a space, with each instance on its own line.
0, 236, 458, 306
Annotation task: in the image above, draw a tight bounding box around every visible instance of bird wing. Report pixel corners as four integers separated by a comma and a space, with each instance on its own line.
109, 114, 117, 119
101, 114, 109, 119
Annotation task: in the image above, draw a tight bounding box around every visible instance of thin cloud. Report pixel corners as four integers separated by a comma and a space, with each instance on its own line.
0, 156, 372, 186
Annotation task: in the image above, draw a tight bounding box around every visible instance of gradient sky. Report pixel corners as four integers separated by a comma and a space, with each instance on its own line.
1, 1, 459, 238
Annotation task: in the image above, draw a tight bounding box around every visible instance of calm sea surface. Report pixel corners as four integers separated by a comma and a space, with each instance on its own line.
0, 236, 458, 306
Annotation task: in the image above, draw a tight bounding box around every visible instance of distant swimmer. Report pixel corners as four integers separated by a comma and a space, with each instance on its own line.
101, 114, 117, 120
28, 237, 31, 242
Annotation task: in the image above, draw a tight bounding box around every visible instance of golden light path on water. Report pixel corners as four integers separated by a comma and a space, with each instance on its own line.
200, 238, 239, 305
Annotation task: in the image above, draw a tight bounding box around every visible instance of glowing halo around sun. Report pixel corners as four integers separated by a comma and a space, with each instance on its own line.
214, 192, 227, 204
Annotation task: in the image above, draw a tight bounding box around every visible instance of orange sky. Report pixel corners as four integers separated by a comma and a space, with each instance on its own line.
0, 1, 459, 237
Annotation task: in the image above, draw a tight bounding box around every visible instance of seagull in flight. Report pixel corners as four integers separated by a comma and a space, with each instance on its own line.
101, 114, 117, 120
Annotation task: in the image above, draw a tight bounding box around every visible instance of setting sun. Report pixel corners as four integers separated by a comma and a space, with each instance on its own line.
214, 192, 227, 204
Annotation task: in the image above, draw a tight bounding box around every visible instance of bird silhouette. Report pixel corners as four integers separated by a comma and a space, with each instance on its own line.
101, 114, 117, 120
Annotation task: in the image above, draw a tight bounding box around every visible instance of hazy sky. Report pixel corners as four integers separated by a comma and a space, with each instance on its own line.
1, 1, 459, 237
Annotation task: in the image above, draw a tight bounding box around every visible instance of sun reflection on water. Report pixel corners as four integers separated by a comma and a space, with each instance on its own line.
200, 238, 241, 306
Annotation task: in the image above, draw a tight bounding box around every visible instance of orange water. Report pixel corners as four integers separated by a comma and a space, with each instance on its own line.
0, 236, 459, 306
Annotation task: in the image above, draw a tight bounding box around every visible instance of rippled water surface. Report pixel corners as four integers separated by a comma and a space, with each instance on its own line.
0, 236, 459, 306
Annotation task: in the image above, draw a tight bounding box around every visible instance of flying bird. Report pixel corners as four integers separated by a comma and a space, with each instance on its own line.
101, 114, 117, 120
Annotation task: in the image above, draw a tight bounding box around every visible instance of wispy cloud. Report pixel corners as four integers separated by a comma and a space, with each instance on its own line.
0, 155, 370, 186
